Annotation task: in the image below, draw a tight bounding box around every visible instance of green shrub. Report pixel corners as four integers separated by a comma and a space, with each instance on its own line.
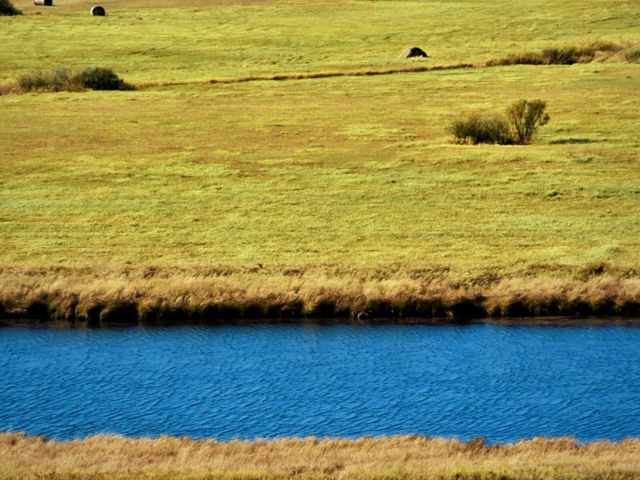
0, 0, 21, 15
448, 112, 511, 145
506, 99, 549, 145
449, 100, 549, 145
78, 67, 134, 91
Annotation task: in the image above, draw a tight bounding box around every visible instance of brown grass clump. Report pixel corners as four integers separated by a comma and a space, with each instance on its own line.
1, 432, 639, 480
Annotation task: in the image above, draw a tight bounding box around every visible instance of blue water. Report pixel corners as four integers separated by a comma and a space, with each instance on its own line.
1, 324, 639, 443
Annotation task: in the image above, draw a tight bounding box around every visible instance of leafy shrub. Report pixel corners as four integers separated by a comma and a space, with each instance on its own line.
449, 100, 549, 145
78, 67, 134, 91
17, 66, 133, 92
0, 0, 21, 15
448, 112, 511, 145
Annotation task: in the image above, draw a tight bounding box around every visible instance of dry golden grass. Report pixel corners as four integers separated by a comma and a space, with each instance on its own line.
1, 265, 639, 325
1, 432, 639, 480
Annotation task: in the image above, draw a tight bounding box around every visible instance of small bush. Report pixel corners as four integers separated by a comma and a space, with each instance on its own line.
18, 67, 81, 92
449, 100, 549, 145
17, 66, 133, 92
78, 67, 134, 91
0, 0, 21, 15
506, 99, 549, 145
448, 112, 511, 145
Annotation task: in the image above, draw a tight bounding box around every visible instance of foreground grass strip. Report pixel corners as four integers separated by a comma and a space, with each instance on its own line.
2, 432, 639, 480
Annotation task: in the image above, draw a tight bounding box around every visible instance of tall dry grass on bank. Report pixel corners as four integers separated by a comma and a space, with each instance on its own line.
1, 265, 639, 326
1, 432, 639, 480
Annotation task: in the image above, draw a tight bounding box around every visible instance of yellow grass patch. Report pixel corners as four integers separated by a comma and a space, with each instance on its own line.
2, 432, 639, 480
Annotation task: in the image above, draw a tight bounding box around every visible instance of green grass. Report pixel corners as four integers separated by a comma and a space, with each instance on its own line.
2, 65, 638, 270
1, 0, 639, 322
3, 0, 640, 84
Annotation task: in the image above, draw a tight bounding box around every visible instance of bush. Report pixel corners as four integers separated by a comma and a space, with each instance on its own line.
506, 99, 550, 145
78, 67, 134, 91
448, 112, 511, 145
0, 0, 21, 15
449, 100, 549, 145
18, 66, 81, 92
17, 66, 133, 92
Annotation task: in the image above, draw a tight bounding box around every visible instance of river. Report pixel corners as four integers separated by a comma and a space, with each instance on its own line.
1, 323, 639, 442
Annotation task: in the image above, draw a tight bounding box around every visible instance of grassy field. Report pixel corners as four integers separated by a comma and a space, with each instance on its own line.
2, 432, 640, 480
1, 0, 640, 323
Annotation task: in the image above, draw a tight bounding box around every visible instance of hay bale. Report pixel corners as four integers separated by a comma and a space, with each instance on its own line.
402, 46, 428, 58
33, 0, 53, 6
91, 5, 105, 15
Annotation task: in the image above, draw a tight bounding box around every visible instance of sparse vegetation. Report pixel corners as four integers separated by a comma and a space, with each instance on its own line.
449, 100, 549, 145
2, 432, 640, 480
0, 0, 21, 15
17, 66, 133, 92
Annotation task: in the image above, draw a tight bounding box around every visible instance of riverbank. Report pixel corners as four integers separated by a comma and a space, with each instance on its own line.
1, 265, 639, 326
1, 432, 639, 480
